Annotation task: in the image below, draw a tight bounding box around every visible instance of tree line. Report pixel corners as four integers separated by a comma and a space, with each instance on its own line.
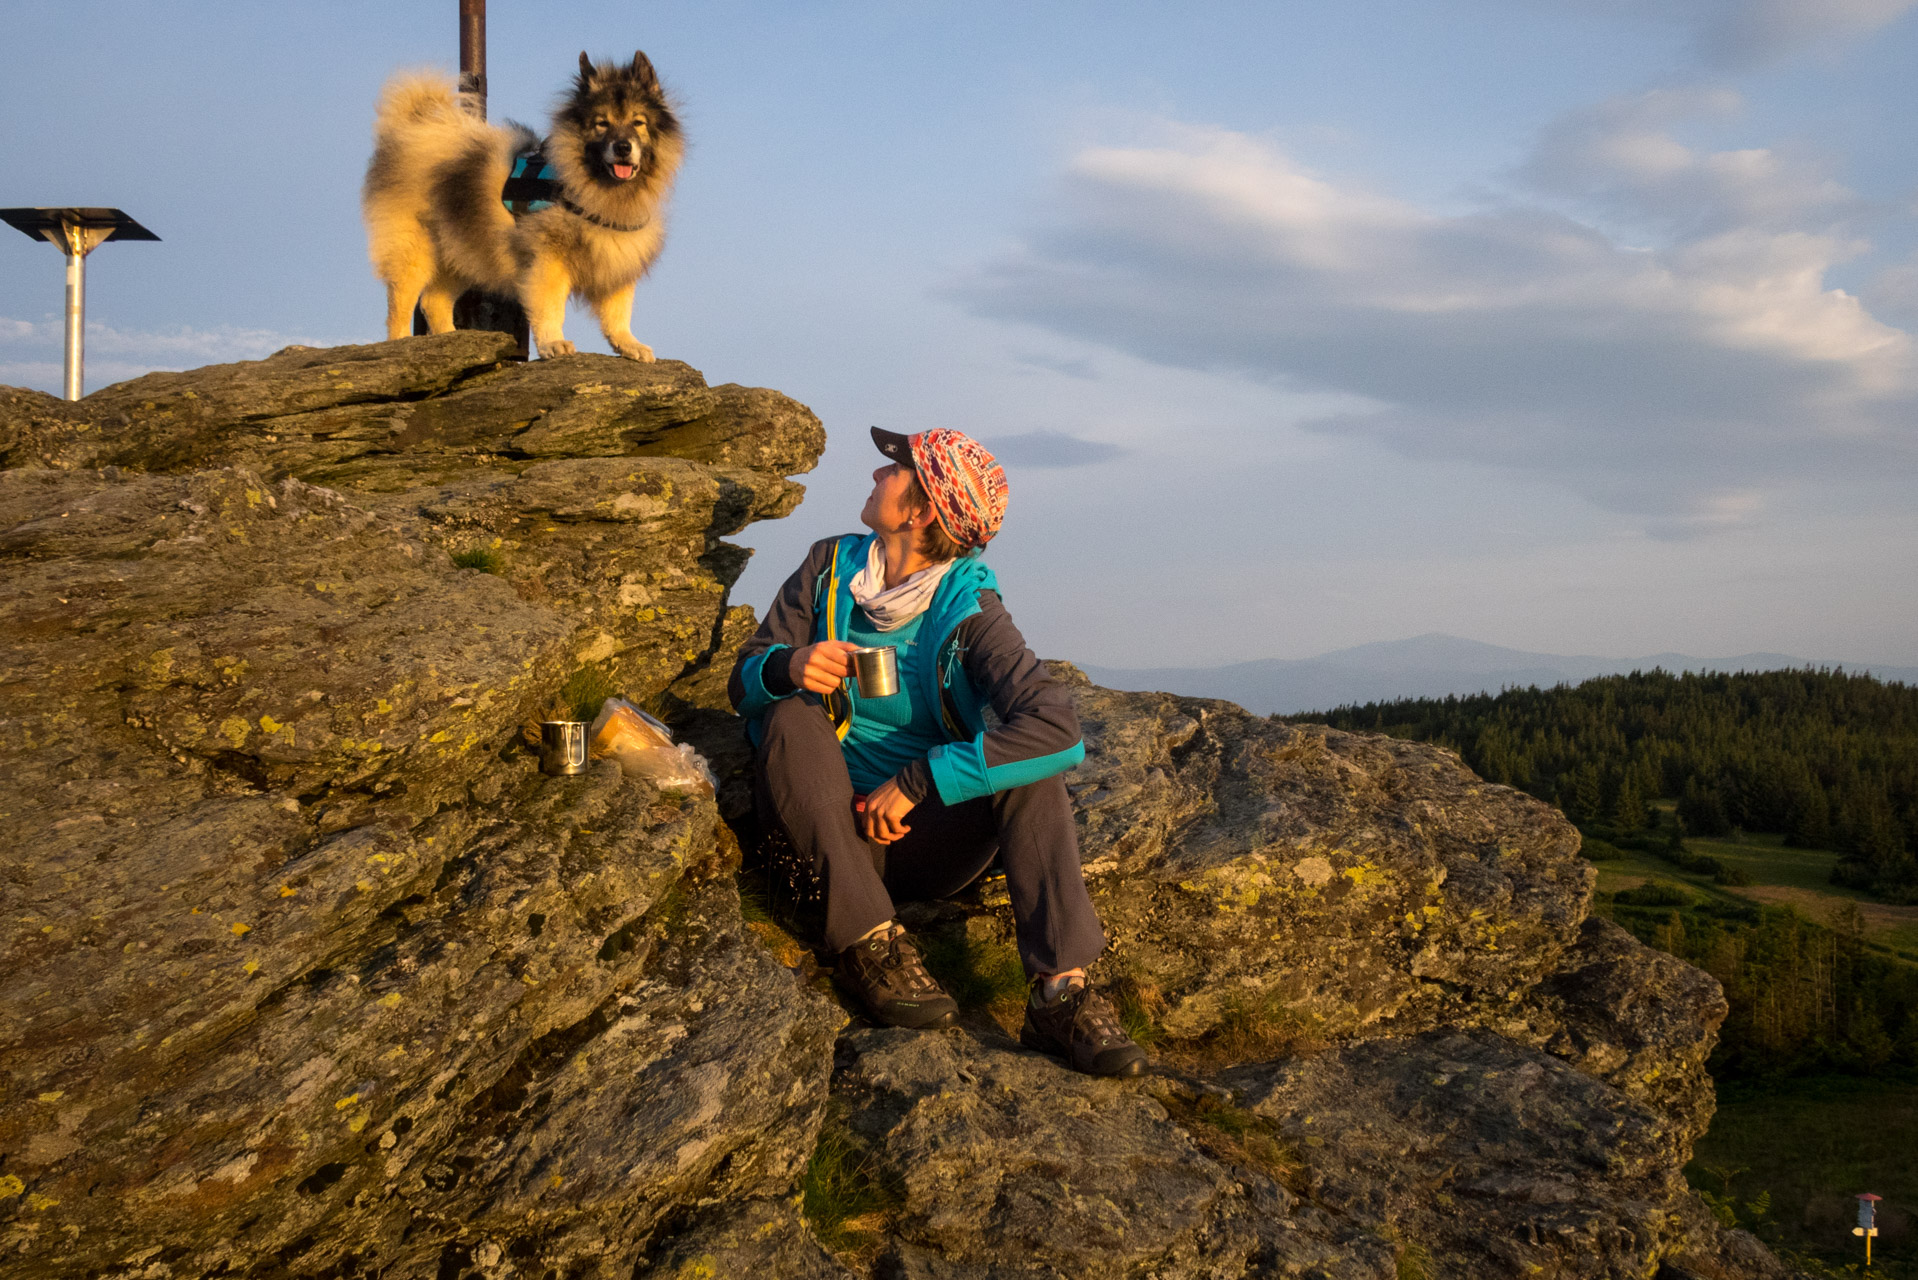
1615, 895, 1918, 1078
1292, 668, 1918, 902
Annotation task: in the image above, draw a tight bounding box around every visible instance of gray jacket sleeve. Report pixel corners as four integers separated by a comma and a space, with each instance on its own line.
893, 588, 1083, 805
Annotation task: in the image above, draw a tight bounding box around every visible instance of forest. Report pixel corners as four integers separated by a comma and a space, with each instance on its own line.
1290, 668, 1918, 1082
1297, 668, 1918, 903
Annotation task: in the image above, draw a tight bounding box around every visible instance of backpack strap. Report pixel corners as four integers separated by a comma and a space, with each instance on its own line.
815, 537, 855, 741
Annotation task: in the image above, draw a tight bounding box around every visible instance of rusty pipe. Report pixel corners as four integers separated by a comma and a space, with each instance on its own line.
458, 0, 486, 119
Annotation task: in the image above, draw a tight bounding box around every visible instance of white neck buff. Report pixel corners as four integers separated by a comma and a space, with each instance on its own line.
849, 538, 951, 631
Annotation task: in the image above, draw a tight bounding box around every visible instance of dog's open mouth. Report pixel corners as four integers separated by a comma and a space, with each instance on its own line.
611, 163, 637, 180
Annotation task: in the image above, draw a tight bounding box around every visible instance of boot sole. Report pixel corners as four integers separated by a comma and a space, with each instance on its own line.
1019, 1027, 1147, 1077
875, 1004, 958, 1031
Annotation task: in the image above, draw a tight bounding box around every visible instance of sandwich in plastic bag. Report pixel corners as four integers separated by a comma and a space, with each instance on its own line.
588, 698, 716, 795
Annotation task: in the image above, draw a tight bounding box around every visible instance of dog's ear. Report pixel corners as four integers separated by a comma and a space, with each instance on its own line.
578, 51, 595, 82
630, 50, 659, 89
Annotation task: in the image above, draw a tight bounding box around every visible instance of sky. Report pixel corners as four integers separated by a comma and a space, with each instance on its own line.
3, 1, 1915, 668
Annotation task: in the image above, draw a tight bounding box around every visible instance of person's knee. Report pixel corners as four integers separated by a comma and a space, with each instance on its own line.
760, 695, 819, 743
996, 773, 1071, 816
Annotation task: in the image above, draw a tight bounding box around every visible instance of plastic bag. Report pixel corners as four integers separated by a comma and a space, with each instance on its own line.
588, 698, 716, 795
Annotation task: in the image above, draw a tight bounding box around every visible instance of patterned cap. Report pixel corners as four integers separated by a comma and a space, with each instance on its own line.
870, 426, 1009, 549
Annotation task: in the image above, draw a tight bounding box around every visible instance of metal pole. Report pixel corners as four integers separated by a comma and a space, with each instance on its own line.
458, 0, 486, 120
63, 230, 84, 401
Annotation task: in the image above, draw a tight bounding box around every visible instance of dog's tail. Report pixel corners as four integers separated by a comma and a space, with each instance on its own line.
372, 71, 466, 138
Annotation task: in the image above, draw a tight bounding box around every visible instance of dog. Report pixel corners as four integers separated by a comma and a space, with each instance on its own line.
362, 51, 683, 361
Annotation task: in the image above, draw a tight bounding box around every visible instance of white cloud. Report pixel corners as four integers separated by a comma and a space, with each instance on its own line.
0, 317, 332, 396
1866, 251, 1918, 328
950, 116, 1917, 524
1516, 88, 1855, 235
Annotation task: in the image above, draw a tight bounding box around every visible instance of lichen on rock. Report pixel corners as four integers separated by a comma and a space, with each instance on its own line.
0, 341, 1799, 1279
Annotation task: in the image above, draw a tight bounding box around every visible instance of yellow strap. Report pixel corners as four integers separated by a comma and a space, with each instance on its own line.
824, 540, 852, 740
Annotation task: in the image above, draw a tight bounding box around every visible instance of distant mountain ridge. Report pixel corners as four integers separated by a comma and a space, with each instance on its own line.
1079, 632, 1918, 717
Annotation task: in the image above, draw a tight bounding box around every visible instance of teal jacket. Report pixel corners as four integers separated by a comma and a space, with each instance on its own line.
728, 533, 1086, 806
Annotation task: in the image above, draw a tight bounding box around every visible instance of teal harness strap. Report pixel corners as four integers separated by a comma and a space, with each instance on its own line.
501, 146, 559, 216
500, 143, 654, 231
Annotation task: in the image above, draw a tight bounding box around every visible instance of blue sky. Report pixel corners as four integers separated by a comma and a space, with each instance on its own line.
4, 1, 1915, 667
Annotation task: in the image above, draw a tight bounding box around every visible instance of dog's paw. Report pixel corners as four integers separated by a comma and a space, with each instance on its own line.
613, 340, 656, 363
538, 339, 577, 359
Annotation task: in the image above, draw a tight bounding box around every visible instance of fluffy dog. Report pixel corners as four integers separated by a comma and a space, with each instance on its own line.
362, 51, 683, 361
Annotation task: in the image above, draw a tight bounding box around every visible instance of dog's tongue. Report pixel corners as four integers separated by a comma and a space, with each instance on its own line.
612, 163, 636, 180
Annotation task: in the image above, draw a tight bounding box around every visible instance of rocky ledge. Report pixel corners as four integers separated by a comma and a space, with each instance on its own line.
0, 340, 1797, 1279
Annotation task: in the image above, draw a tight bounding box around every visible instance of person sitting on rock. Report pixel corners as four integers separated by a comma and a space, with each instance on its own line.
727, 427, 1146, 1077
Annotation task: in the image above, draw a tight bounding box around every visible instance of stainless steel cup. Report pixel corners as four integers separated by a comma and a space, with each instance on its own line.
849, 645, 900, 699
539, 720, 589, 776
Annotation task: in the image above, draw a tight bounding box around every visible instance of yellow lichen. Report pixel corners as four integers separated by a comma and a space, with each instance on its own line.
335, 1093, 360, 1110
230, 922, 251, 936
0, 1174, 22, 1198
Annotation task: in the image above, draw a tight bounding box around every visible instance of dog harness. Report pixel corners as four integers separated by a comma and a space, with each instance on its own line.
501, 146, 560, 216
500, 143, 652, 232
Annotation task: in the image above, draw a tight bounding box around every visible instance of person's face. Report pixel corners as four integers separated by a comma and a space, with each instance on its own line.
860, 462, 926, 535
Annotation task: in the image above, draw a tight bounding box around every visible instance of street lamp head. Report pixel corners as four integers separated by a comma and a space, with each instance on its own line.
1, 207, 159, 253
0, 208, 160, 401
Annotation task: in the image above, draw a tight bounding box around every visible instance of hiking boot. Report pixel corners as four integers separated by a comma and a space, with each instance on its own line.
1019, 980, 1148, 1077
838, 925, 958, 1030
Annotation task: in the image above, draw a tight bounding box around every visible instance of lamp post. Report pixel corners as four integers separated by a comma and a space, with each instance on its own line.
0, 207, 159, 400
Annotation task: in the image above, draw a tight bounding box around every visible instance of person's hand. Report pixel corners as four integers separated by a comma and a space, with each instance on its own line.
862, 776, 917, 845
788, 641, 859, 695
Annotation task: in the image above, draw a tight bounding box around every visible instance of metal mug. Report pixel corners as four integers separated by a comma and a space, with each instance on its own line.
848, 645, 900, 699
539, 720, 589, 776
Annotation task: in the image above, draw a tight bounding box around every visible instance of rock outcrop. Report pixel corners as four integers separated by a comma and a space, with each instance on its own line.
0, 341, 1795, 1279
1, 339, 837, 1278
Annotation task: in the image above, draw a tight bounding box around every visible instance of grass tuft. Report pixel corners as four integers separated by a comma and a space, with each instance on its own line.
1388, 1243, 1434, 1280
737, 880, 775, 926
1164, 1093, 1307, 1191
1194, 991, 1323, 1065
915, 930, 1028, 1022
801, 1117, 903, 1256
1394, 1241, 1434, 1280
450, 545, 504, 574
1113, 968, 1167, 1046
557, 666, 619, 725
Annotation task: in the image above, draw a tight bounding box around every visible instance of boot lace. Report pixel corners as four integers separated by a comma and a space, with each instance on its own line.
878, 929, 940, 998
1072, 989, 1129, 1050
